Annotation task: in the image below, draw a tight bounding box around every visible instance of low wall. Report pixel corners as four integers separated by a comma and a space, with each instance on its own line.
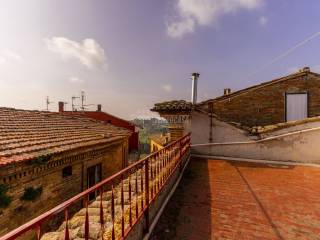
192, 128, 320, 163
186, 111, 251, 145
126, 151, 190, 240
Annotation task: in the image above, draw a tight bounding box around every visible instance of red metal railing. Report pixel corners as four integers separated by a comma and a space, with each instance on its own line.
0, 133, 191, 240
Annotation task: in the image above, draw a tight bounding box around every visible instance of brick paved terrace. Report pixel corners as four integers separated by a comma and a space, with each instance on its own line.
150, 157, 320, 240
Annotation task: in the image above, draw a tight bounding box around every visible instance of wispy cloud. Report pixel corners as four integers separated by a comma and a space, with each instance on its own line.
162, 84, 172, 92
167, 0, 264, 38
68, 76, 84, 83
259, 16, 268, 26
44, 37, 107, 70
0, 49, 22, 64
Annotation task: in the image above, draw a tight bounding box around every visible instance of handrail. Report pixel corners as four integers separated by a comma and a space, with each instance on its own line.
0, 133, 191, 240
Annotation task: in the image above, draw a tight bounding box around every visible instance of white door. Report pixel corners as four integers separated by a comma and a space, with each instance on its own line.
286, 93, 308, 121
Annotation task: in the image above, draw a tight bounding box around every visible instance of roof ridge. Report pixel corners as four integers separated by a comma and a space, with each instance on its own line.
198, 70, 317, 105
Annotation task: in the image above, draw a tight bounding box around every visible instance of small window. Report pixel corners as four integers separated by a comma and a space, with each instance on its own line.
107, 120, 112, 123
62, 166, 72, 178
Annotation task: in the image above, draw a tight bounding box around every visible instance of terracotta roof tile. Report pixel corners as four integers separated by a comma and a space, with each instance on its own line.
0, 108, 131, 166
151, 100, 192, 112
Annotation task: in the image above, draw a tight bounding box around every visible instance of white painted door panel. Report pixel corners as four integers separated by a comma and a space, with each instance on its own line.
286, 93, 308, 121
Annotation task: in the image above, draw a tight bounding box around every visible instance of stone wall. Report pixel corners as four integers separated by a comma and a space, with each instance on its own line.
210, 72, 320, 127
0, 138, 129, 236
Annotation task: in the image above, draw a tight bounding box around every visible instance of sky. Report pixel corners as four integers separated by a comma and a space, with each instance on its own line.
1, 0, 320, 119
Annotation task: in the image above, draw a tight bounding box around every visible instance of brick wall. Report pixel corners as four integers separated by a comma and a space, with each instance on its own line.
210, 73, 320, 127
0, 138, 128, 235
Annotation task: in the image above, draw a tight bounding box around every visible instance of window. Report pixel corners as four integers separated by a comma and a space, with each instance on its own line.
62, 166, 72, 178
107, 120, 112, 123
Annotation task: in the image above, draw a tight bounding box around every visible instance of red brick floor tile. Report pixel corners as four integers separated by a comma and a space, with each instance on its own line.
150, 158, 320, 240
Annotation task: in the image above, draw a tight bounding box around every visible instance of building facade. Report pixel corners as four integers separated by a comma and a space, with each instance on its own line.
199, 67, 320, 127
0, 108, 131, 235
151, 68, 320, 164
150, 133, 170, 152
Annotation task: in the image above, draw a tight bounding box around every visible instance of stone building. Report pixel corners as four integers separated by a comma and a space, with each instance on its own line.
198, 67, 320, 127
0, 107, 131, 235
151, 68, 320, 164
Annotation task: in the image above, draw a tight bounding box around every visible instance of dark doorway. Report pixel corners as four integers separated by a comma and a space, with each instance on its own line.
87, 163, 102, 200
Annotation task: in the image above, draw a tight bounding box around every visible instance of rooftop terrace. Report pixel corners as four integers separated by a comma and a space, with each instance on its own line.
151, 157, 320, 240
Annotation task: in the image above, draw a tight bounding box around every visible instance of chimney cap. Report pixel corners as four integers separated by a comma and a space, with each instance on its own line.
224, 88, 231, 95
299, 67, 310, 73
192, 72, 200, 78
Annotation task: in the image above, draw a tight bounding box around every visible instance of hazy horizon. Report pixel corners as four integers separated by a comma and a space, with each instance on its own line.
1, 0, 320, 119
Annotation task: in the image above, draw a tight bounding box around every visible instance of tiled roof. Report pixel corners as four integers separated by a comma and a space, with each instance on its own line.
0, 108, 131, 166
151, 100, 192, 112
198, 68, 320, 106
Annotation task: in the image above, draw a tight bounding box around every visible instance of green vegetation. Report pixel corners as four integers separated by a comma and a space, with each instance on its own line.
20, 186, 43, 201
132, 118, 169, 154
29, 154, 52, 165
139, 128, 150, 145
0, 184, 11, 209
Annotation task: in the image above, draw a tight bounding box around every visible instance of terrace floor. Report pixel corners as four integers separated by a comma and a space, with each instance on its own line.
150, 157, 320, 240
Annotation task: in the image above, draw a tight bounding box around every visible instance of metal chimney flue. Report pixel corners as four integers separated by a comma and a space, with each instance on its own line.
191, 72, 200, 104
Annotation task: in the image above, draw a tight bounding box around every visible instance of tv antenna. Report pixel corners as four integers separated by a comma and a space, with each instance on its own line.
63, 101, 68, 110
80, 91, 94, 112
71, 96, 80, 112
45, 96, 53, 111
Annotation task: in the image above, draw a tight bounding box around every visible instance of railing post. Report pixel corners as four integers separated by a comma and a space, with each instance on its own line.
85, 197, 89, 240
64, 209, 70, 240
179, 138, 183, 173
144, 158, 150, 233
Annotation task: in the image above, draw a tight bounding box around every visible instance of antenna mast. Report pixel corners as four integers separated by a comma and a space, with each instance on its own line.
46, 96, 53, 111
71, 96, 80, 112
81, 91, 85, 112
80, 90, 94, 112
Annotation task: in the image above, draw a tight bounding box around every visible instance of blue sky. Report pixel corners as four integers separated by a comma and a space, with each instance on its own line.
0, 0, 320, 119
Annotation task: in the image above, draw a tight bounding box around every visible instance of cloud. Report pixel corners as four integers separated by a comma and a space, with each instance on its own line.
0, 49, 22, 64
44, 37, 107, 69
68, 76, 84, 83
162, 84, 172, 92
259, 16, 268, 26
167, 0, 264, 38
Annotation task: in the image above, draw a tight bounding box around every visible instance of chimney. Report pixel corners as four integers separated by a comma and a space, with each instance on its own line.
191, 72, 200, 104
224, 88, 231, 95
58, 101, 64, 112
299, 67, 310, 73
97, 104, 102, 112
